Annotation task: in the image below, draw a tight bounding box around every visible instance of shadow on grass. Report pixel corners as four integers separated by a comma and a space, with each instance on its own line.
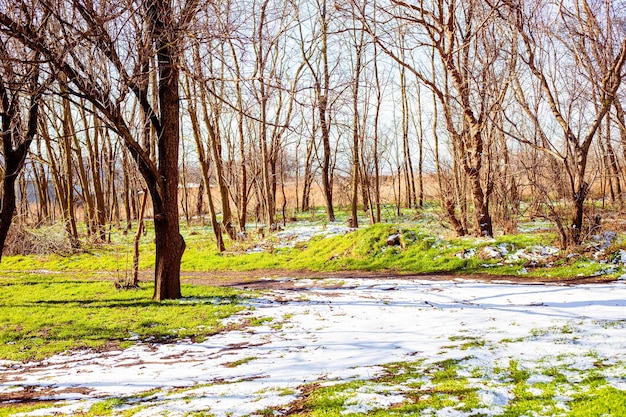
2, 294, 242, 309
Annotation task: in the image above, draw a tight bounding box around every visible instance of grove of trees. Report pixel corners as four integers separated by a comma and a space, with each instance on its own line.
0, 0, 625, 299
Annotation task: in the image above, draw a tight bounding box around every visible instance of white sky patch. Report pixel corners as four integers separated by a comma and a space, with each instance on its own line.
3, 278, 626, 416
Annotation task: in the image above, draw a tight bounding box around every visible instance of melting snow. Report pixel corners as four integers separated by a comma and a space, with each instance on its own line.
3, 278, 626, 416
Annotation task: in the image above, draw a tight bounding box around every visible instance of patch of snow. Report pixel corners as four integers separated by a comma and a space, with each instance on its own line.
527, 374, 553, 384
507, 245, 560, 264
4, 279, 626, 416
456, 248, 476, 259
614, 249, 626, 265
482, 244, 511, 259
340, 389, 405, 415
478, 387, 513, 406
607, 377, 626, 390
590, 231, 618, 251
273, 224, 353, 248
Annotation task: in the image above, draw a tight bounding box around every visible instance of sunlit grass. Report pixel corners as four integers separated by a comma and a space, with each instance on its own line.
0, 273, 245, 361
270, 355, 626, 416
1, 206, 624, 281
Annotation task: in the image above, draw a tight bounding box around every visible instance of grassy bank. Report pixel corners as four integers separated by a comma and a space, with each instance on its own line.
2, 217, 625, 281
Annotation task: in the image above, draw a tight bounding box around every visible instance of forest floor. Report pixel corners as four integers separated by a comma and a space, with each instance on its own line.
2, 273, 626, 416
3, 218, 626, 416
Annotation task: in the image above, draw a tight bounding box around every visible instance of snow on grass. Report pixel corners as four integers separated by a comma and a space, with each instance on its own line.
3, 278, 626, 416
246, 223, 353, 252
340, 386, 406, 415
479, 243, 560, 265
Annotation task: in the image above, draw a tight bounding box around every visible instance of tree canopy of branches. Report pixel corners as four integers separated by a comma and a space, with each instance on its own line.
0, 0, 625, 299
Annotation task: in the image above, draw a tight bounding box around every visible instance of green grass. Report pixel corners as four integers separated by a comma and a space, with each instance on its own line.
2, 211, 624, 281
0, 404, 53, 417
569, 385, 626, 416
0, 273, 245, 361
270, 358, 478, 416
270, 355, 626, 417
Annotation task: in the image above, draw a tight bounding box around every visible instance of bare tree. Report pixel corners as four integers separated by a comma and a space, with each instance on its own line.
363, 0, 516, 237
189, 40, 237, 241
184, 72, 225, 251
0, 0, 200, 299
508, 0, 626, 246
0, 37, 42, 260
299, 0, 337, 222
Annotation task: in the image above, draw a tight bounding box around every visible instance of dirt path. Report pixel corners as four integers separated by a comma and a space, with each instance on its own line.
178, 268, 618, 290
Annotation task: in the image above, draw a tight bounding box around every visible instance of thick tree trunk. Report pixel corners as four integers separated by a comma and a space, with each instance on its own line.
0, 171, 19, 260
570, 181, 587, 246
153, 212, 185, 300
570, 147, 589, 246
467, 168, 493, 237
150, 1, 185, 300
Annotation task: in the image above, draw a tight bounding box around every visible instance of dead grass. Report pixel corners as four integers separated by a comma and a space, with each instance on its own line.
3, 224, 72, 256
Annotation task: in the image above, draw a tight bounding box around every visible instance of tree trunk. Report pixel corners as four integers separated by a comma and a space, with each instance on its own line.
301, 137, 315, 212
319, 0, 335, 223
60, 77, 80, 249
350, 35, 363, 229
416, 81, 425, 208
185, 74, 225, 251
131, 190, 148, 287
570, 146, 589, 246
0, 128, 35, 259
0, 59, 40, 260
150, 1, 185, 300
372, 43, 382, 223
73, 130, 97, 237
33, 147, 49, 224
201, 97, 235, 239
122, 151, 133, 231
0, 169, 19, 260
604, 113, 621, 204
320, 110, 335, 222
432, 79, 466, 236
191, 40, 236, 240
468, 168, 493, 237
87, 108, 107, 241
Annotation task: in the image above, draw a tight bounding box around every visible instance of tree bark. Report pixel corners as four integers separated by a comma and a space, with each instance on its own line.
150, 1, 185, 300
82, 104, 107, 241
185, 74, 225, 251
59, 77, 81, 249
0, 65, 40, 260
319, 0, 335, 223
